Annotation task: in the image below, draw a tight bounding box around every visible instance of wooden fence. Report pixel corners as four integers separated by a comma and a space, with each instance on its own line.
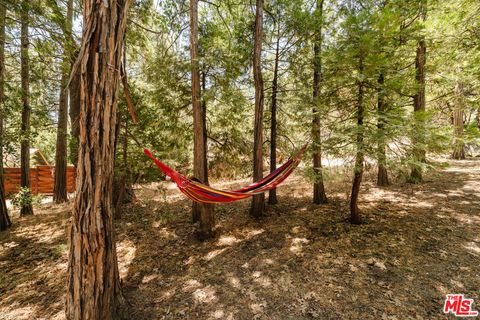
3, 166, 76, 195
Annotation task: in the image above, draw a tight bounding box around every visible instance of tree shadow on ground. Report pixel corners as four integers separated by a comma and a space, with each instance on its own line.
118, 160, 479, 319
0, 159, 479, 319
0, 206, 70, 320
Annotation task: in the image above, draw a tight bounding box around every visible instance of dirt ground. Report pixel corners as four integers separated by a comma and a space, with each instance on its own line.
0, 159, 479, 319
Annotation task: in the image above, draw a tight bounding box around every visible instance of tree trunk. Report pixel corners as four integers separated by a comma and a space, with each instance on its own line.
65, 0, 131, 318
190, 0, 215, 239
268, 24, 280, 205
201, 70, 208, 183
69, 53, 81, 167
350, 57, 364, 225
312, 0, 328, 204
251, 0, 265, 218
114, 113, 128, 219
0, 1, 10, 230
410, 1, 427, 183
53, 0, 74, 203
376, 72, 389, 186
451, 79, 465, 159
0, 177, 9, 230
20, 0, 33, 216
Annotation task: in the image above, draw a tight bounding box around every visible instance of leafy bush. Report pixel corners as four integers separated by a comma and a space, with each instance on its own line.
11, 187, 43, 209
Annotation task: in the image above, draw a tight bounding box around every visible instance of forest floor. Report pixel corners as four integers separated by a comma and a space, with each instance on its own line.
0, 158, 479, 319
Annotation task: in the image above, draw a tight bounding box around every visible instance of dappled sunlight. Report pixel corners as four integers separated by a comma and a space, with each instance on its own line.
157, 227, 178, 239
452, 213, 480, 225
450, 279, 465, 289
117, 239, 137, 279
209, 308, 229, 319
216, 235, 241, 246
444, 167, 480, 173
12, 221, 67, 245
192, 285, 217, 304
182, 279, 202, 292
251, 271, 272, 287
141, 273, 161, 284
463, 242, 480, 255
249, 301, 267, 315
158, 288, 175, 302
184, 255, 197, 265
242, 228, 264, 239
0, 241, 19, 256
203, 248, 227, 261
409, 200, 434, 209
262, 258, 275, 266
227, 274, 242, 289
0, 304, 38, 320
288, 236, 309, 255
1, 158, 479, 319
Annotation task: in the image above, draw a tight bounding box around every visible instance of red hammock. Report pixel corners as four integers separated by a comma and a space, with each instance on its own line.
144, 144, 307, 204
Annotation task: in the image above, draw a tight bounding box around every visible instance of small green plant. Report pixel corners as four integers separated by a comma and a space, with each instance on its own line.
155, 184, 174, 223
11, 187, 43, 209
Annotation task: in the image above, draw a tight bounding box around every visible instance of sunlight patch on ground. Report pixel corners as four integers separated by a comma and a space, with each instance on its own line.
182, 279, 202, 292
216, 235, 241, 246
203, 248, 227, 261
407, 200, 434, 209
184, 255, 197, 265
450, 279, 465, 289
444, 167, 480, 173
227, 274, 241, 289
0, 241, 18, 256
289, 237, 309, 255
117, 239, 136, 279
452, 213, 480, 225
158, 227, 178, 239
250, 301, 267, 315
252, 271, 272, 287
13, 222, 66, 244
0, 304, 37, 320
243, 228, 264, 239
447, 191, 466, 197
36, 228, 64, 244
192, 285, 217, 304
463, 242, 480, 255
141, 273, 160, 284
210, 308, 227, 319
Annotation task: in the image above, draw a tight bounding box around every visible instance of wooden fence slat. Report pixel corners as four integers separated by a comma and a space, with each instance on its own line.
3, 166, 76, 195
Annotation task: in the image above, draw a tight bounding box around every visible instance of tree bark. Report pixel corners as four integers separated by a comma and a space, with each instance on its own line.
201, 70, 208, 183
65, 0, 131, 318
190, 0, 215, 239
20, 0, 33, 216
312, 0, 328, 204
268, 24, 280, 205
250, 0, 265, 218
376, 72, 389, 186
451, 79, 465, 160
0, 177, 9, 230
69, 54, 81, 167
410, 1, 427, 183
53, 0, 74, 203
350, 57, 364, 225
0, 1, 11, 230
113, 113, 126, 219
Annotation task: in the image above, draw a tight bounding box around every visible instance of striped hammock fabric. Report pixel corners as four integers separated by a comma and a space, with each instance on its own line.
144, 144, 308, 204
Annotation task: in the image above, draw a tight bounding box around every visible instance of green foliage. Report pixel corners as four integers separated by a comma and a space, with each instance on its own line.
2, 0, 479, 188
11, 187, 43, 209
